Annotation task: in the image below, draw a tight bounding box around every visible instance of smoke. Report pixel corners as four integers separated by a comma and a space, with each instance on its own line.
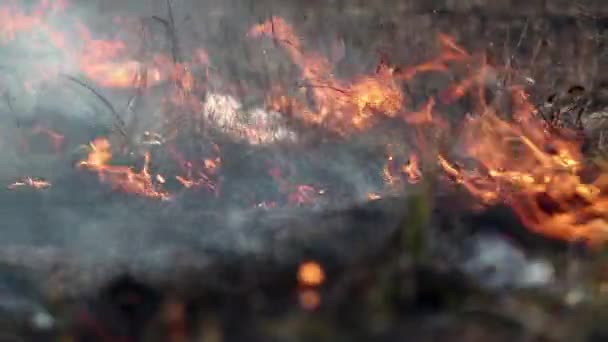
0, 0, 406, 285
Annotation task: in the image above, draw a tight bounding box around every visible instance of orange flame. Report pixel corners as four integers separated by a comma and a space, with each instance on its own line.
250, 17, 608, 245
8, 177, 51, 190
168, 145, 220, 194
78, 138, 170, 200
403, 153, 422, 184
5, 7, 608, 246
438, 84, 607, 244
0, 0, 174, 89
250, 17, 403, 135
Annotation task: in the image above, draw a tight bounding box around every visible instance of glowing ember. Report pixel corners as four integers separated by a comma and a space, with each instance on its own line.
297, 261, 325, 287
8, 177, 51, 190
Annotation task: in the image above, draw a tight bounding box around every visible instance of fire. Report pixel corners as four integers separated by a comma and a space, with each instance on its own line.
0, 0, 67, 43
76, 27, 167, 88
382, 149, 422, 193
8, 177, 51, 190
0, 0, 170, 89
4, 3, 608, 246
437, 83, 607, 244
168, 145, 221, 194
403, 153, 422, 184
249, 17, 608, 245
78, 138, 170, 200
367, 192, 382, 201
249, 17, 403, 135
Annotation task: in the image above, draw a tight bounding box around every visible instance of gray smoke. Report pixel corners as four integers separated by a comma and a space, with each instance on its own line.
0, 0, 398, 278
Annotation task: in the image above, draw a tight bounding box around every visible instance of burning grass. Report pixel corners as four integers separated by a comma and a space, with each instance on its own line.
1, 1, 608, 247
1, 1, 608, 340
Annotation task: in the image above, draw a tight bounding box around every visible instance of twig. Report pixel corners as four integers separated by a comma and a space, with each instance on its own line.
64, 75, 128, 139
2, 90, 15, 113
124, 19, 150, 142
513, 18, 529, 62
153, 0, 182, 64
295, 82, 349, 95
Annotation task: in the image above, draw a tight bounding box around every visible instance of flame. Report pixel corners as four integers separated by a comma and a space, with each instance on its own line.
381, 148, 422, 193
0, 0, 67, 43
367, 192, 382, 201
250, 17, 608, 245
403, 153, 422, 184
0, 0, 172, 89
250, 17, 403, 135
76, 27, 167, 88
78, 138, 170, 200
8, 177, 51, 190
437, 84, 607, 244
168, 145, 220, 194
4, 6, 608, 245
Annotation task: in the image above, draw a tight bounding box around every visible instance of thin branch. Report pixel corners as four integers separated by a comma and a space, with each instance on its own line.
166, 0, 181, 64
296, 82, 349, 96
151, 0, 181, 64
151, 16, 169, 27
124, 19, 150, 140
64, 75, 128, 139
513, 18, 529, 62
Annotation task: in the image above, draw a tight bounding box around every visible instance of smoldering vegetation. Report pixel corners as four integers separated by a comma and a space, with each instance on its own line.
0, 0, 606, 341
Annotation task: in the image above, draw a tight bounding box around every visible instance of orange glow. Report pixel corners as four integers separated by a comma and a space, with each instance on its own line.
250, 17, 403, 135
250, 17, 608, 245
0, 1, 173, 89
77, 34, 165, 89
298, 289, 321, 311
367, 192, 382, 201
297, 261, 325, 287
168, 145, 221, 194
403, 153, 422, 184
436, 83, 607, 244
78, 138, 170, 200
8, 177, 51, 190
4, 5, 608, 246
